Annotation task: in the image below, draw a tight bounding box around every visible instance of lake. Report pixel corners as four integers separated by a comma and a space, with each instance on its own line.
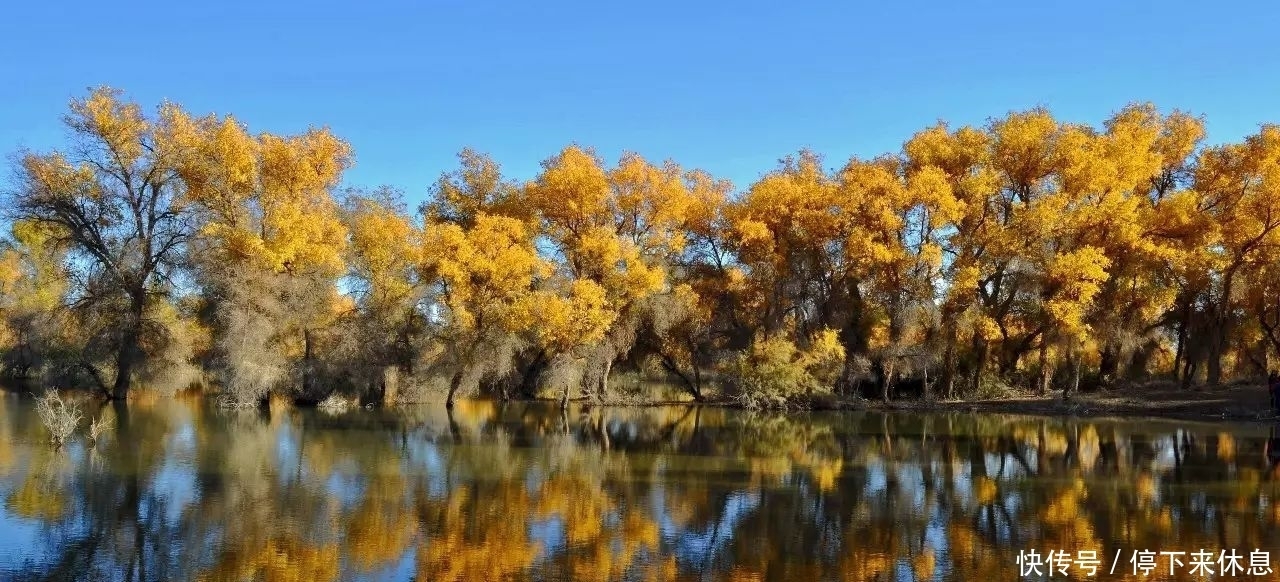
1, 394, 1279, 581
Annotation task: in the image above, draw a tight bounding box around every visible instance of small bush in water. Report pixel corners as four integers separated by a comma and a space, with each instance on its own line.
36, 391, 82, 447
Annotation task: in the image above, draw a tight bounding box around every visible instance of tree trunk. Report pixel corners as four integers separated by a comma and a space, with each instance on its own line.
381, 366, 399, 407
922, 364, 931, 401
837, 281, 868, 380
882, 359, 894, 404
971, 336, 988, 395
691, 363, 703, 401
1128, 341, 1154, 379
446, 369, 463, 409
1207, 274, 1236, 387
302, 328, 317, 399
598, 359, 612, 400
1259, 336, 1272, 376
1098, 344, 1118, 385
661, 354, 703, 402
1173, 310, 1188, 382
112, 292, 147, 400
518, 350, 548, 399
998, 345, 1020, 377
81, 362, 111, 399
1038, 336, 1051, 396
1207, 327, 1225, 386
941, 328, 957, 399
1065, 349, 1081, 400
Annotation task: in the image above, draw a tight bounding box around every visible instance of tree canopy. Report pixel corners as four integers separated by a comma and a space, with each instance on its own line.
3, 88, 1277, 407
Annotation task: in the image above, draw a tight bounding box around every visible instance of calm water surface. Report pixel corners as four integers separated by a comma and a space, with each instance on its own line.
1, 394, 1279, 581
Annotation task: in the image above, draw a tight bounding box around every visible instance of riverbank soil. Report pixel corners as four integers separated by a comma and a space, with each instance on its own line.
885, 380, 1278, 423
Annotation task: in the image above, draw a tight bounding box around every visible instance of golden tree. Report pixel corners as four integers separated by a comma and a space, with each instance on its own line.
524, 146, 696, 400
169, 107, 352, 404
1195, 125, 1280, 384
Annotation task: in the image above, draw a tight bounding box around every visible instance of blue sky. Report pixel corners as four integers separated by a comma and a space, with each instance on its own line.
3, 0, 1279, 206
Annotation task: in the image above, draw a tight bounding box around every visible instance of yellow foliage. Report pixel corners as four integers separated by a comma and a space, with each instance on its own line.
421, 214, 548, 334
799, 328, 846, 386
524, 147, 705, 359
0, 250, 19, 299
174, 110, 352, 276
427, 148, 527, 226
347, 197, 420, 312
16, 89, 1280, 411
991, 107, 1059, 191
68, 87, 149, 168
531, 280, 616, 353
1044, 246, 1111, 337
526, 145, 612, 235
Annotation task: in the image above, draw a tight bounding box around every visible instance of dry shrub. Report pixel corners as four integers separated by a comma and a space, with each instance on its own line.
395, 372, 451, 403
542, 353, 586, 403
204, 266, 290, 407
424, 329, 528, 403
88, 410, 113, 444
581, 309, 640, 395
580, 289, 703, 399
461, 333, 528, 397
317, 393, 354, 414
35, 391, 81, 446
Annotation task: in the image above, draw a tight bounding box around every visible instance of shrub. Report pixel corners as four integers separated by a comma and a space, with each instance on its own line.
723, 329, 846, 409
317, 393, 354, 413
87, 411, 113, 444
35, 391, 81, 447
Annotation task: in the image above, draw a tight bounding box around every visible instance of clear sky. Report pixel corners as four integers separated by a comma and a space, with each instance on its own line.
3, 0, 1279, 205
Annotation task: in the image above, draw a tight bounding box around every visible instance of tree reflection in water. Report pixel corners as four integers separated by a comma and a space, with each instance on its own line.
1, 396, 1279, 581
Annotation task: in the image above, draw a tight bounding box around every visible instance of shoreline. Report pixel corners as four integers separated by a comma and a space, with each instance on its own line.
543, 382, 1280, 425
7, 381, 1278, 425
856, 394, 1280, 424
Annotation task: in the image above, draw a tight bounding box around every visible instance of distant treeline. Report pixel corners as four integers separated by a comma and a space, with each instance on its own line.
1, 88, 1277, 408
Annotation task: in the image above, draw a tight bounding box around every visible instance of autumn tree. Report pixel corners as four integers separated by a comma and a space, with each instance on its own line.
728, 150, 950, 399
338, 188, 422, 403
1194, 125, 1280, 385
902, 121, 999, 397
524, 146, 697, 400
415, 149, 618, 407
417, 213, 551, 407
10, 89, 1280, 403
1078, 106, 1205, 385
169, 108, 352, 405
838, 156, 955, 401
644, 169, 740, 399
422, 148, 528, 227
7, 87, 194, 399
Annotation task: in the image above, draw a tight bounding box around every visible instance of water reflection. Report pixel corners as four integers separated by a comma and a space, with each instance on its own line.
2, 394, 1279, 581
